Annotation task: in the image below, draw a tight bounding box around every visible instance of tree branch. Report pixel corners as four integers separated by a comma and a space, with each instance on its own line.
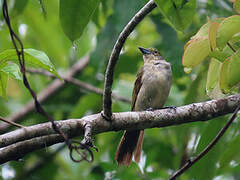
0, 55, 89, 134
0, 94, 239, 164
103, 0, 157, 119
27, 68, 131, 103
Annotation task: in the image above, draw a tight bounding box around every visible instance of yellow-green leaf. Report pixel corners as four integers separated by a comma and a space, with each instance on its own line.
219, 50, 240, 93
219, 57, 231, 93
206, 58, 224, 99
182, 37, 210, 72
228, 50, 240, 87
217, 15, 240, 50
208, 22, 219, 51
192, 18, 224, 39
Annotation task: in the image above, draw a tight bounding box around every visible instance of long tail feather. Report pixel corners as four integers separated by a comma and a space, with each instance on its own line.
115, 130, 144, 166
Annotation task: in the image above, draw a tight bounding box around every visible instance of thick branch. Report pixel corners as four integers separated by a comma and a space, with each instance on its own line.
0, 55, 89, 133
103, 0, 157, 119
0, 94, 239, 164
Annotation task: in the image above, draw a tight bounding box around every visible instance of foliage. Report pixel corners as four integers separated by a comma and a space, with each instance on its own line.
0, 0, 239, 180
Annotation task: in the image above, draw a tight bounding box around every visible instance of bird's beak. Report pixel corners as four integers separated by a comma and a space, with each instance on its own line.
138, 47, 151, 55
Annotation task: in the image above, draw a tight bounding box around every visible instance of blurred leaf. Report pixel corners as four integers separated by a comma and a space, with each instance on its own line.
0, 71, 8, 99
151, 14, 185, 78
59, 0, 100, 42
219, 133, 240, 170
233, 0, 240, 14
0, 49, 60, 79
12, 0, 29, 15
155, 0, 196, 31
189, 117, 227, 180
90, 0, 145, 75
69, 93, 101, 118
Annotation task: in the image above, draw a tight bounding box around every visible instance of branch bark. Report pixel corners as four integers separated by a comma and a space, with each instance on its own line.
0, 94, 239, 164
103, 0, 157, 119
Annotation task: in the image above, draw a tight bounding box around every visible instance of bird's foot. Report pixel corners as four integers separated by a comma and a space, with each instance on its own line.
101, 111, 111, 121
160, 106, 177, 110
146, 107, 154, 111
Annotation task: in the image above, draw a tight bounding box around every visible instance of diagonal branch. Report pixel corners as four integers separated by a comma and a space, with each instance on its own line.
26, 68, 131, 103
0, 94, 239, 164
103, 0, 157, 119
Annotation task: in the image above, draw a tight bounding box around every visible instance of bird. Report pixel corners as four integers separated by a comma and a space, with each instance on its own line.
115, 47, 172, 166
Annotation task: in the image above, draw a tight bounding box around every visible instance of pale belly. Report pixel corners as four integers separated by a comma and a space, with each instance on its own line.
134, 65, 171, 111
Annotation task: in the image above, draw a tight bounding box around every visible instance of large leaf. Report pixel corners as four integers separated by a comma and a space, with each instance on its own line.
0, 49, 60, 78
0, 49, 60, 98
59, 0, 100, 42
182, 37, 210, 73
217, 15, 240, 50
219, 50, 240, 93
155, 0, 196, 31
192, 18, 224, 39
206, 58, 224, 99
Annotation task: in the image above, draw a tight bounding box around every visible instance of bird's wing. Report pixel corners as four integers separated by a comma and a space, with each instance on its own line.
131, 67, 144, 111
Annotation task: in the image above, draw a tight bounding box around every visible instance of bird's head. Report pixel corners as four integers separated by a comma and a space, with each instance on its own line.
138, 47, 163, 63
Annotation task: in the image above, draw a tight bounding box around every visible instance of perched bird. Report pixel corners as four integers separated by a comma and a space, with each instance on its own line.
115, 47, 172, 166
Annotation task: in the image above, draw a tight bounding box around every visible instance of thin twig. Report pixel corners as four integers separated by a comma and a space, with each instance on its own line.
27, 68, 131, 103
0, 117, 25, 128
0, 94, 239, 164
102, 0, 157, 119
227, 42, 236, 53
169, 104, 240, 180
0, 55, 89, 133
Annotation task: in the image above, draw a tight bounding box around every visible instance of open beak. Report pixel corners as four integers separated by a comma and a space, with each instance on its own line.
138, 47, 151, 55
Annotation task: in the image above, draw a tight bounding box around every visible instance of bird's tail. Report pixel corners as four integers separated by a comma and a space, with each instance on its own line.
115, 130, 144, 166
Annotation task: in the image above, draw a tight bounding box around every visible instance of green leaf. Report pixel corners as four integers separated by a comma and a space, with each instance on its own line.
155, 0, 196, 31
206, 58, 225, 99
219, 133, 240, 170
192, 18, 224, 39
12, 0, 28, 15
217, 15, 240, 50
209, 22, 219, 51
182, 37, 210, 73
1, 63, 22, 81
189, 117, 227, 180
219, 50, 240, 93
0, 49, 60, 79
59, 0, 100, 42
0, 71, 8, 99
